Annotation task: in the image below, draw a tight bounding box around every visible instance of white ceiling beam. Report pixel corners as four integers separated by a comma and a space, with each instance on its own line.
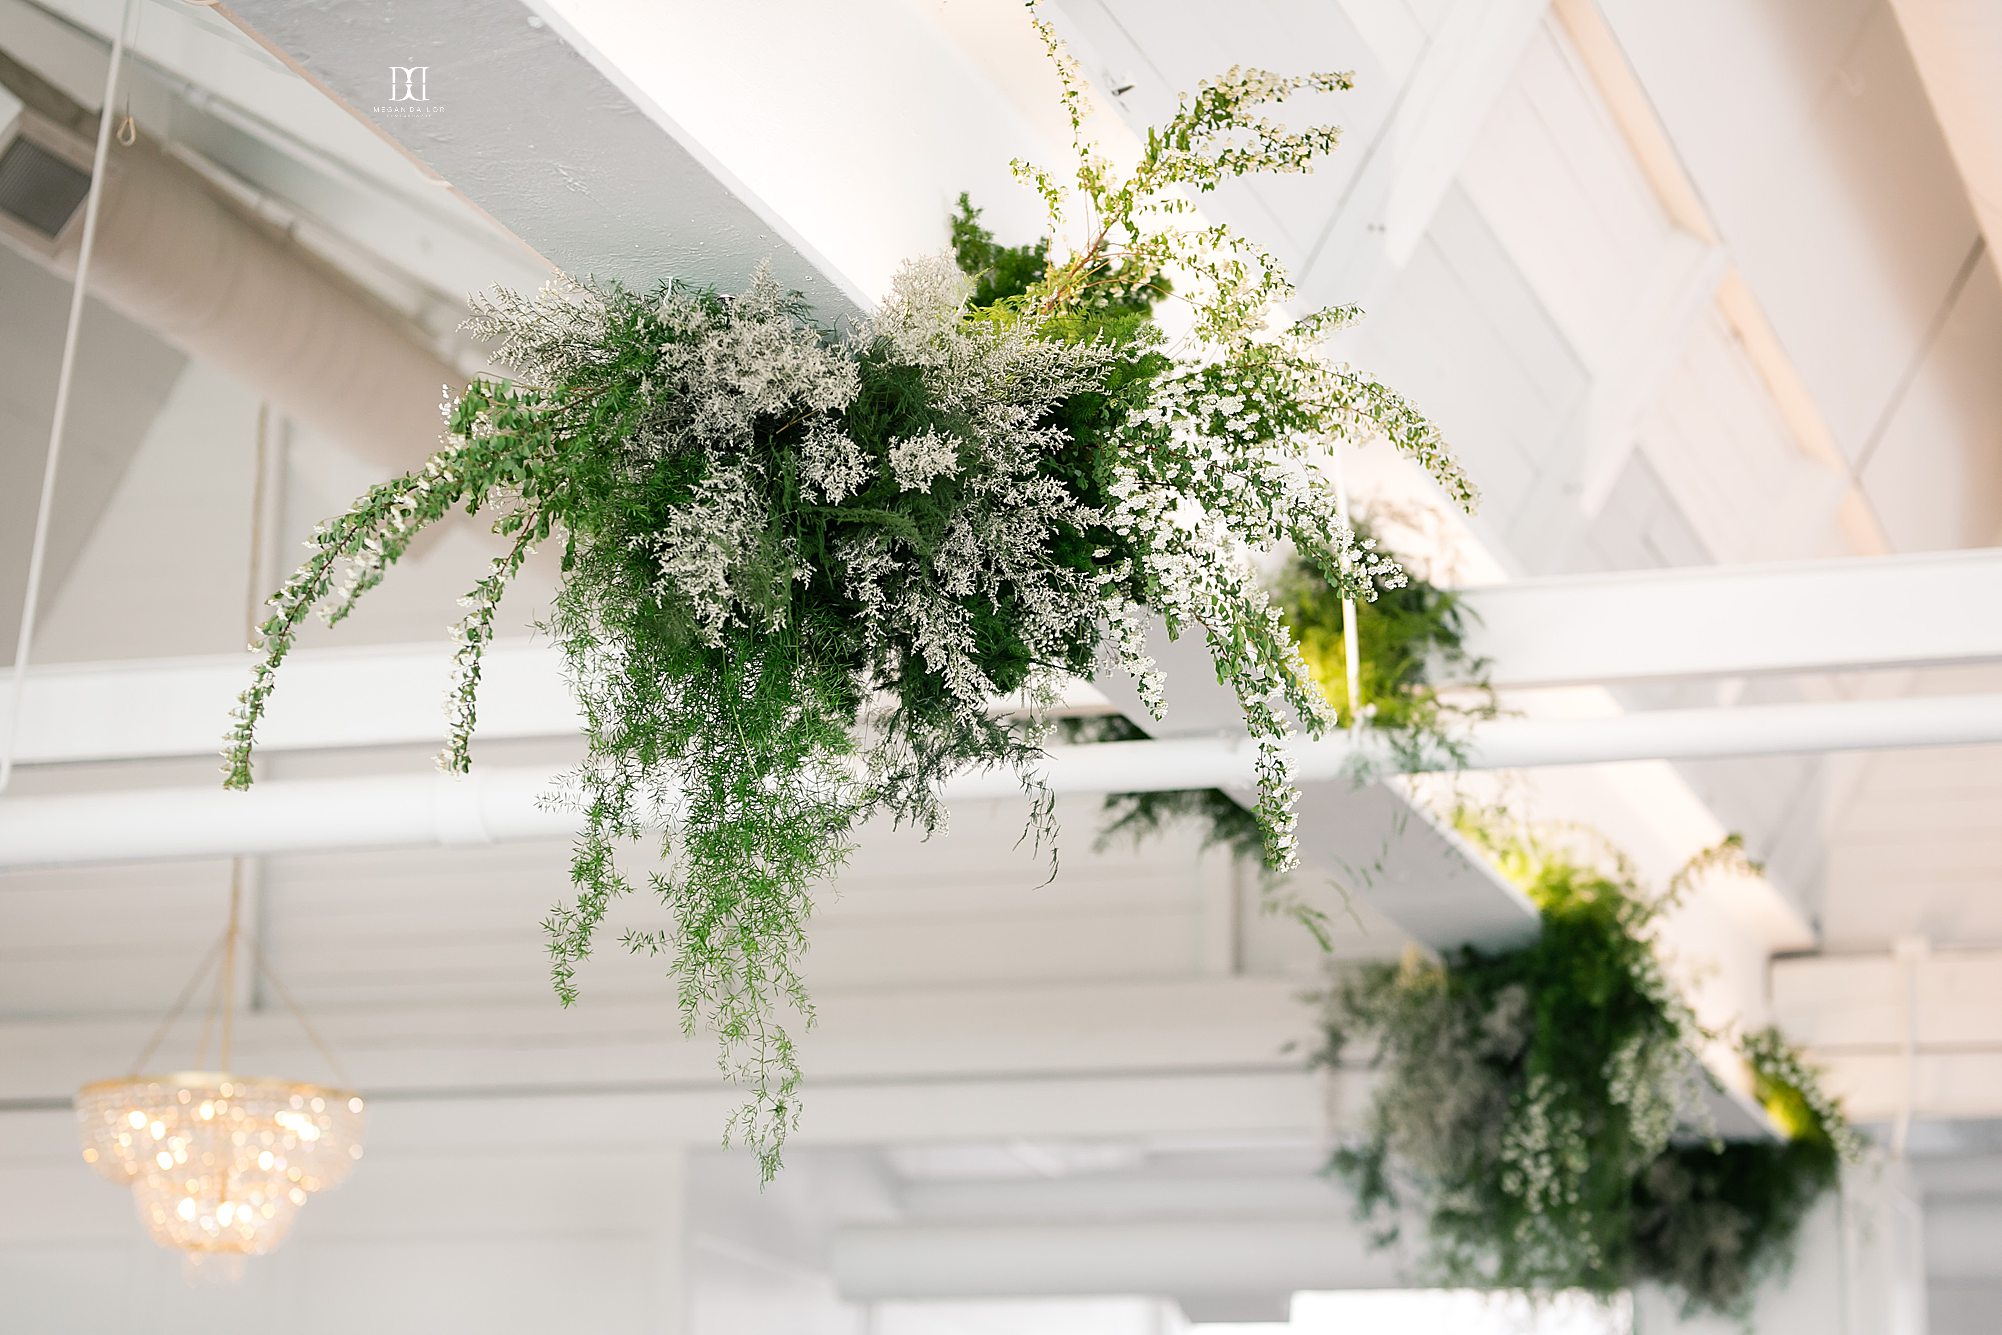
1773, 947, 2002, 1123
0, 1070, 1325, 1162
0, 974, 1334, 1148
1, 641, 1106, 766
19, 548, 1998, 766
830, 1216, 1398, 1303
0, 976, 1315, 1106
212, 0, 860, 312
1369, 0, 1554, 272
1458, 546, 2002, 688
1059, 0, 1548, 314
1300, 0, 1550, 307
1571, 230, 1728, 513
10, 639, 581, 766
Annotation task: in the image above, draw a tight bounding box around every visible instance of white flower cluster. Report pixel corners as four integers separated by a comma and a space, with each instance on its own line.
1103, 349, 1407, 865
843, 256, 1120, 827
1006, 6, 1477, 866
464, 273, 609, 383
1500, 1072, 1596, 1264
1606, 1027, 1689, 1169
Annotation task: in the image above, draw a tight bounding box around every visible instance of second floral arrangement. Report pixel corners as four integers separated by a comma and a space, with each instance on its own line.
1317, 817, 1856, 1319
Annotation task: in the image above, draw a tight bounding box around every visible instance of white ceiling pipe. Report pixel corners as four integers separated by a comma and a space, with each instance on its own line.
5, 135, 459, 468
1889, 0, 2002, 261
3, 694, 2001, 868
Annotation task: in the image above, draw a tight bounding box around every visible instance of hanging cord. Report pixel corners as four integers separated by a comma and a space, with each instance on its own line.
217, 859, 244, 1072
194, 948, 224, 1070
0, 0, 140, 798
244, 404, 273, 658
1330, 448, 1363, 725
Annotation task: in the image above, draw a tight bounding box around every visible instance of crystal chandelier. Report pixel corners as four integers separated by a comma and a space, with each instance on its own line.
76, 865, 365, 1260
77, 1073, 364, 1255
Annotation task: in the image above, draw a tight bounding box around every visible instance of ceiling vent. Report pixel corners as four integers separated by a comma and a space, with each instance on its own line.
0, 91, 96, 259
0, 134, 91, 239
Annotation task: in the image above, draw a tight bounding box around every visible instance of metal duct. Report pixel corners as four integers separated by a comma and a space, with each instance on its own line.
43, 141, 455, 466
1890, 0, 2002, 258
0, 68, 459, 468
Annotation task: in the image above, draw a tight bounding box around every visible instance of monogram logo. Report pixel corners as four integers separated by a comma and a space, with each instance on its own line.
388, 66, 429, 102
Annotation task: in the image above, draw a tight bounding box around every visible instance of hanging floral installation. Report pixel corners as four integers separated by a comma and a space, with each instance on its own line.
221, 13, 1472, 1179
1313, 814, 1857, 1319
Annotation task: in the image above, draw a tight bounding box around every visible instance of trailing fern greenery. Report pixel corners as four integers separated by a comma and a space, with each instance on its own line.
223, 12, 1474, 1178
1314, 816, 1856, 1317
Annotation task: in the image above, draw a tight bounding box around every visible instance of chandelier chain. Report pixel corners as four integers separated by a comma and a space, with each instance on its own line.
125, 934, 225, 1075
218, 861, 245, 1072
246, 941, 352, 1088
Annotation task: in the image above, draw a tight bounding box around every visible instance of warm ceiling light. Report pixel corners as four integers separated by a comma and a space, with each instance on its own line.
76, 1073, 365, 1258
75, 861, 365, 1266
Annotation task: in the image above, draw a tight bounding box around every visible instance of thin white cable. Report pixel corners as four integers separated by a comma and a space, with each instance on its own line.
0, 0, 139, 797
1330, 448, 1363, 724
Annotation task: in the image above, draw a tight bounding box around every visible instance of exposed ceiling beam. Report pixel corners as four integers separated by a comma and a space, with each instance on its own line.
1774, 947, 2002, 1123
0, 976, 1315, 1106
1059, 0, 1549, 314
0, 1069, 1324, 1163
1888, 0, 2002, 268
212, 0, 861, 313
19, 548, 1997, 766
830, 1216, 1398, 1303
1459, 546, 2002, 688
0, 972, 1332, 1155
3, 641, 1105, 766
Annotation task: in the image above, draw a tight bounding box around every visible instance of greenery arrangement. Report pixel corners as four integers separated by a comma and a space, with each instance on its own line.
221, 11, 1472, 1178
1629, 1026, 1858, 1316
1315, 816, 1855, 1318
